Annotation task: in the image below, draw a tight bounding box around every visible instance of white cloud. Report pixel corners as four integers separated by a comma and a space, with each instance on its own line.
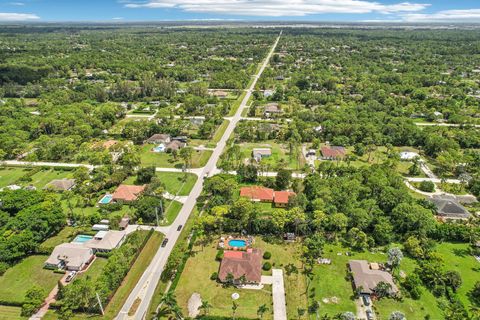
0, 12, 39, 21
8, 2, 25, 6
112, 17, 125, 20
401, 9, 480, 22
123, 0, 430, 17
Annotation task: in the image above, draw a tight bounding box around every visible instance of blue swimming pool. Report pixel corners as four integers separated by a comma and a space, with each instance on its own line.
99, 194, 113, 204
228, 239, 247, 248
72, 235, 93, 244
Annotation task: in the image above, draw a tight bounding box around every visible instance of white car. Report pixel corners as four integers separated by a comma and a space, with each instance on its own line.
65, 271, 77, 282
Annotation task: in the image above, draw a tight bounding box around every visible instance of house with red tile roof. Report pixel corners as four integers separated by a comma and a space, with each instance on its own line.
274, 190, 296, 208
240, 186, 296, 208
112, 184, 146, 203
320, 146, 346, 160
218, 249, 263, 284
240, 186, 274, 202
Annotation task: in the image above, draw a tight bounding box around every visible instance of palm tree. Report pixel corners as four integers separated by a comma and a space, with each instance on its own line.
199, 300, 212, 316
257, 304, 268, 319
232, 301, 238, 319
155, 306, 174, 320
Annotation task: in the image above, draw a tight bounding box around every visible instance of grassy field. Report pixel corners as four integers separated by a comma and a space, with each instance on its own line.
211, 120, 230, 144
0, 305, 24, 320
175, 241, 273, 319
139, 145, 212, 168
124, 172, 197, 196
0, 167, 73, 189
160, 200, 183, 226
238, 141, 305, 170
310, 244, 443, 319
0, 255, 63, 304
39, 226, 90, 252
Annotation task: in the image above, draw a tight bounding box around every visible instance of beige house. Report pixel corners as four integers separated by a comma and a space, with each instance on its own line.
349, 260, 398, 295
45, 243, 94, 271
84, 230, 127, 253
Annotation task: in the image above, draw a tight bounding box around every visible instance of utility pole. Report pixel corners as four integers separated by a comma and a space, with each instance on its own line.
96, 292, 104, 315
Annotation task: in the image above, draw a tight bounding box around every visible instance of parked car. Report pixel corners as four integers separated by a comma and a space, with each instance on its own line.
65, 271, 77, 282
177, 225, 182, 231
362, 294, 371, 306
366, 309, 374, 320
161, 238, 169, 247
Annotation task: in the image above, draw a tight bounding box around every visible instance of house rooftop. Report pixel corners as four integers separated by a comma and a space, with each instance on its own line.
240, 186, 274, 202
84, 230, 126, 251
44, 178, 76, 191
45, 243, 92, 270
218, 249, 263, 283
274, 191, 295, 205
429, 196, 470, 219
349, 260, 398, 295
112, 184, 146, 202
321, 146, 346, 159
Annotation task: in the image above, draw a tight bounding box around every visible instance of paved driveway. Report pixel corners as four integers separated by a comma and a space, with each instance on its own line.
272, 269, 287, 320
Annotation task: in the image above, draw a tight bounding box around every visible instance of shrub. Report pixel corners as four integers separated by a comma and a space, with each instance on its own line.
418, 181, 435, 193
0, 262, 9, 276
263, 251, 271, 260
215, 249, 224, 261
263, 262, 272, 271
210, 272, 218, 281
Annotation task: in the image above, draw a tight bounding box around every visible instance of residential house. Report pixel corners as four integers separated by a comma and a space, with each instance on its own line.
320, 146, 346, 160
264, 103, 283, 118
44, 179, 76, 192
119, 217, 130, 230
348, 260, 398, 296
211, 90, 228, 99
166, 140, 186, 152
252, 148, 272, 162
144, 134, 171, 145
429, 195, 471, 220
218, 249, 263, 284
399, 151, 419, 161
264, 89, 275, 98
84, 230, 127, 253
112, 184, 146, 203
274, 190, 296, 208
45, 243, 94, 271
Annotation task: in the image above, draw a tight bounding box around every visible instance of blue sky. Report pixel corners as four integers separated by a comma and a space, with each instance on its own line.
1, 0, 480, 22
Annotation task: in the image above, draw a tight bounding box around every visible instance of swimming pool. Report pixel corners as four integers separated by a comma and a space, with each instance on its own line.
228, 239, 247, 248
99, 194, 113, 205
72, 235, 93, 244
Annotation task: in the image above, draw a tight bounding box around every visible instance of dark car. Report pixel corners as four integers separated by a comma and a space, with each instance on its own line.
362, 295, 371, 306
177, 225, 183, 231
366, 310, 374, 320
161, 238, 169, 247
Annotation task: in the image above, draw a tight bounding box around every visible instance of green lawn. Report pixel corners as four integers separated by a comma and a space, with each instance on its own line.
311, 244, 443, 319
39, 226, 91, 253
0, 305, 24, 320
160, 200, 183, 226
211, 120, 230, 144
237, 141, 305, 170
175, 241, 273, 319
0, 167, 73, 189
140, 145, 212, 168
0, 255, 63, 304
77, 257, 108, 282
124, 172, 197, 196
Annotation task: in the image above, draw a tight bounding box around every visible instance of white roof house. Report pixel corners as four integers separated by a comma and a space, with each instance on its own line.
45, 243, 94, 271
399, 151, 419, 161
84, 230, 126, 252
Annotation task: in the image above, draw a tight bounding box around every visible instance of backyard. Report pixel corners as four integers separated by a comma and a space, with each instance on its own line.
124, 171, 197, 196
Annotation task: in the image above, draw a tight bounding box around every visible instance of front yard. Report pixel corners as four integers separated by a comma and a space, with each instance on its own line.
139, 145, 211, 168
0, 255, 63, 304
0, 167, 74, 189
236, 141, 305, 170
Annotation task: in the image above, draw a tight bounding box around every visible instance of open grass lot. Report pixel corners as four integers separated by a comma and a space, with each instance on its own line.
124, 171, 197, 196
0, 255, 63, 304
175, 241, 273, 319
212, 120, 230, 144
0, 167, 73, 189
0, 305, 24, 320
238, 141, 305, 170
311, 244, 442, 319
139, 144, 212, 168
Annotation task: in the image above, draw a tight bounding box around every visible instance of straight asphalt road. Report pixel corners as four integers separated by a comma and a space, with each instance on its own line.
116, 31, 282, 320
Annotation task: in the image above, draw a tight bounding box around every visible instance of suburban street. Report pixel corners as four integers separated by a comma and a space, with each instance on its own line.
116, 31, 282, 320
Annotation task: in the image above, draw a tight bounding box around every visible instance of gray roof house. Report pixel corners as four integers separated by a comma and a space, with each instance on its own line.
252, 148, 272, 162
45, 243, 94, 271
84, 230, 127, 252
349, 260, 398, 295
44, 179, 76, 191
144, 134, 171, 144
429, 196, 471, 220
